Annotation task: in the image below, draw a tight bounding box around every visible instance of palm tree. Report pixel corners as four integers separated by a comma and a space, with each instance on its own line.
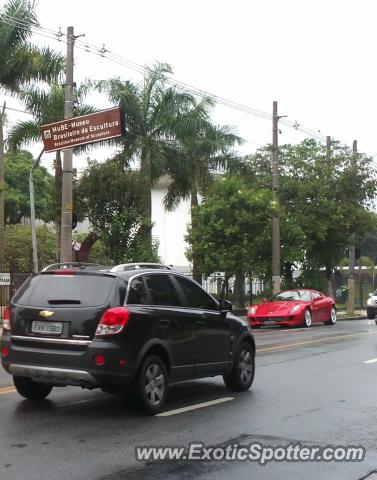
163, 98, 243, 283
8, 83, 95, 258
0, 0, 64, 267
96, 63, 197, 242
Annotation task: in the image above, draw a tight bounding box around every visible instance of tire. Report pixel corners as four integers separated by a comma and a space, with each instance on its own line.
223, 342, 255, 392
367, 309, 376, 320
137, 355, 168, 414
324, 306, 337, 325
13, 376, 52, 401
303, 308, 312, 327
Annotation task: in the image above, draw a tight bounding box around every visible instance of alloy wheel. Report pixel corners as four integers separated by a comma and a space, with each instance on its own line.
304, 309, 312, 327
238, 349, 254, 385
330, 306, 337, 324
145, 363, 165, 406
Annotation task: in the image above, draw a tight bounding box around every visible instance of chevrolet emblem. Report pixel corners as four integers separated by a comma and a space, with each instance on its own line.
39, 310, 54, 318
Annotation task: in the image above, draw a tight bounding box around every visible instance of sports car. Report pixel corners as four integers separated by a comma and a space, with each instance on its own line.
247, 289, 336, 328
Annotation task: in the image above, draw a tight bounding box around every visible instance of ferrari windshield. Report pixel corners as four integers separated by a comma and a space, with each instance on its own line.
270, 290, 311, 302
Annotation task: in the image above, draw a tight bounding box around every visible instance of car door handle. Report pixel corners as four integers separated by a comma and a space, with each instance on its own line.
196, 320, 206, 326
160, 319, 170, 327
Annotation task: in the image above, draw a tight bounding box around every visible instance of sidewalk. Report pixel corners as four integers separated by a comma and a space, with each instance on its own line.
241, 309, 367, 323
336, 309, 366, 321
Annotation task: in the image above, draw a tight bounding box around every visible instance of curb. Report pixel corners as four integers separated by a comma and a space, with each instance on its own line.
336, 316, 367, 321
241, 315, 367, 322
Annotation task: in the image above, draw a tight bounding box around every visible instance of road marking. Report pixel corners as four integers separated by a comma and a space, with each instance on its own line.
60, 398, 98, 408
364, 358, 377, 364
0, 386, 16, 395
59, 395, 110, 408
156, 396, 234, 417
254, 327, 309, 335
256, 331, 376, 353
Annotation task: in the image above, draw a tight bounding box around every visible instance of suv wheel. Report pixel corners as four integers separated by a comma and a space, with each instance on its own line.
367, 309, 376, 320
137, 355, 168, 414
223, 343, 255, 392
13, 376, 53, 400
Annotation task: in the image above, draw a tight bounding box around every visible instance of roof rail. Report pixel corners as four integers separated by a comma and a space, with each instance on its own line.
42, 262, 107, 272
110, 263, 173, 273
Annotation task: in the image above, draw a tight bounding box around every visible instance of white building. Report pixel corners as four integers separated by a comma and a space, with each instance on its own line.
151, 176, 192, 272
71, 175, 193, 271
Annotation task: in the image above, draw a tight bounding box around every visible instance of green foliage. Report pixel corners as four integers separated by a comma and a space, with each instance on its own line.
5, 223, 56, 270
96, 63, 188, 178
0, 0, 64, 93
246, 139, 377, 275
96, 63, 215, 232
359, 232, 377, 263
5, 150, 54, 224
76, 159, 160, 264
73, 233, 112, 266
162, 96, 243, 210
186, 175, 274, 277
297, 267, 326, 292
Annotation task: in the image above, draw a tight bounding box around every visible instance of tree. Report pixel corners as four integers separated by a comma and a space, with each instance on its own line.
8, 82, 95, 258
359, 232, 377, 263
0, 0, 64, 268
77, 159, 160, 264
246, 139, 377, 295
5, 149, 54, 224
96, 63, 198, 240
186, 175, 274, 308
73, 232, 112, 266
162, 97, 243, 283
5, 223, 56, 271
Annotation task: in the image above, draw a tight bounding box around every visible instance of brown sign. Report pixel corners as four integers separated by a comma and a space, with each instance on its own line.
40, 107, 123, 152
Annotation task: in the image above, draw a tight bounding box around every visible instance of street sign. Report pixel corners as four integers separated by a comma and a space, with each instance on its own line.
40, 107, 123, 153
0, 273, 10, 285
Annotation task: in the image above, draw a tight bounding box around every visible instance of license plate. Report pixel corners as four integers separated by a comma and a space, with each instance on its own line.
264, 319, 275, 325
32, 321, 63, 335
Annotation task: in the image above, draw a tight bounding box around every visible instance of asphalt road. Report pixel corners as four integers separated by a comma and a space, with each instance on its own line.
0, 319, 377, 480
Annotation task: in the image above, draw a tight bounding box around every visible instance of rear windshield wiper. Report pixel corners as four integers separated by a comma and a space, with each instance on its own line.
47, 299, 81, 305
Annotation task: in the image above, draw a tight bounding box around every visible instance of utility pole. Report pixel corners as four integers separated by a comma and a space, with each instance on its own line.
60, 26, 74, 263
29, 149, 44, 273
272, 101, 281, 294
347, 140, 357, 315
0, 103, 5, 271
325, 136, 334, 298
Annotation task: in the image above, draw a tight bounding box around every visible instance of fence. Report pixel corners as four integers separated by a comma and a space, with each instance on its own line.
201, 274, 266, 300
0, 271, 31, 320
334, 268, 374, 306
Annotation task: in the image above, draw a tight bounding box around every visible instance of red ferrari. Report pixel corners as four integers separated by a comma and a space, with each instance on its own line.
247, 289, 336, 328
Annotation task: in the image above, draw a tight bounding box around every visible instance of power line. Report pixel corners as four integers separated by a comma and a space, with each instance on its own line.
0, 12, 331, 143
2, 105, 34, 116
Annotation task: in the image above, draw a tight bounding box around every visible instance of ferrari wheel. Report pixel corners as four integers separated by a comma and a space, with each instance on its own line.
303, 308, 312, 327
324, 306, 336, 325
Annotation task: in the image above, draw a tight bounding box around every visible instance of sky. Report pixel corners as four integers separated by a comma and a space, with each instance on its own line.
2, 0, 377, 172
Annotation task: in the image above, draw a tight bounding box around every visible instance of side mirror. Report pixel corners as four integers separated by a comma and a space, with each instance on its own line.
219, 299, 232, 313
262, 298, 268, 303
369, 293, 373, 298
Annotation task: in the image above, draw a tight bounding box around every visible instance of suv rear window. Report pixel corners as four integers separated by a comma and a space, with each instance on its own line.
13, 273, 114, 307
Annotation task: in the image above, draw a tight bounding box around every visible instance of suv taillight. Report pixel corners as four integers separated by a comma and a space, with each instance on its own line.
95, 307, 130, 336
3, 306, 10, 331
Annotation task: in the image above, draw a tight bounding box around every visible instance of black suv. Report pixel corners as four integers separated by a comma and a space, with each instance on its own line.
1, 265, 255, 413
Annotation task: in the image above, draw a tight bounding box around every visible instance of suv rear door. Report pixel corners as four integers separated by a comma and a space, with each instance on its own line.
128, 273, 196, 380
11, 271, 116, 340
173, 275, 232, 376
